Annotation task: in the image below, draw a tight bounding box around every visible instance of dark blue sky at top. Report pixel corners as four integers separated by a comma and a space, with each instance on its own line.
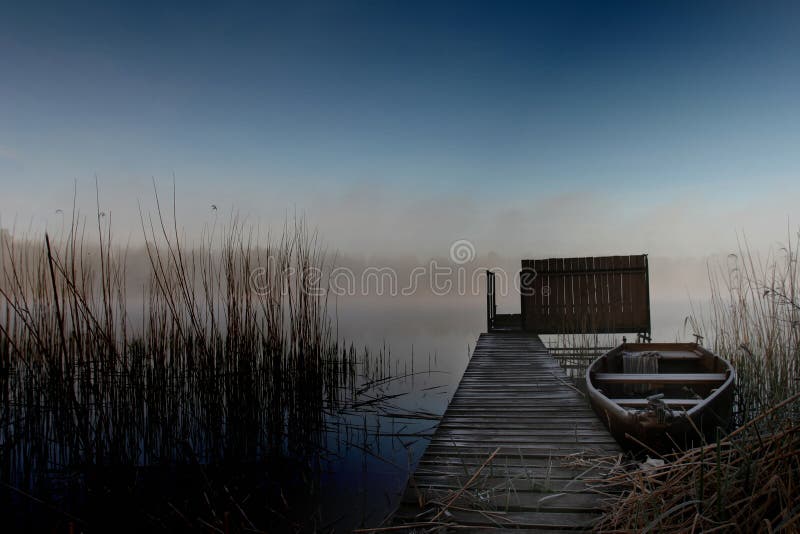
2, 1, 800, 213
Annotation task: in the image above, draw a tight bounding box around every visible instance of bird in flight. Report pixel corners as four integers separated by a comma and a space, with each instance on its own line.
211, 204, 218, 211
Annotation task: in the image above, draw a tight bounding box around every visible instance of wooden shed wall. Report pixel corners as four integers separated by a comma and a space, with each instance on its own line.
520, 255, 650, 335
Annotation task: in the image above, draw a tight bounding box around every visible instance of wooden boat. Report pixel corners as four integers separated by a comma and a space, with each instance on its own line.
586, 342, 735, 451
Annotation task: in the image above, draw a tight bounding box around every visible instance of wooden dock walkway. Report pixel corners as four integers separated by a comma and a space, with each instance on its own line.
392, 331, 621, 532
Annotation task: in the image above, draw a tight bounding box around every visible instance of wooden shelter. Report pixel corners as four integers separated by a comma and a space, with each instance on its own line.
488, 254, 651, 340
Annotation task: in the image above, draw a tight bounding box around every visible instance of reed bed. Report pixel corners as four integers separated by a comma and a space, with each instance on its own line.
1, 209, 339, 465
0, 202, 420, 531
689, 230, 800, 426
590, 393, 800, 532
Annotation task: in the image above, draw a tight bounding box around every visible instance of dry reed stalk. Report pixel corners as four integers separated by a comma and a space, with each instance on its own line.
689, 231, 800, 426
592, 393, 800, 532
0, 195, 410, 531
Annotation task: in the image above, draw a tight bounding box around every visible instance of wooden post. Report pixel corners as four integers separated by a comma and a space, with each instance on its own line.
486, 270, 495, 332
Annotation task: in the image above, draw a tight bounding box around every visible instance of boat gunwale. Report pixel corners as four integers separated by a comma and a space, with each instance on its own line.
585, 342, 735, 420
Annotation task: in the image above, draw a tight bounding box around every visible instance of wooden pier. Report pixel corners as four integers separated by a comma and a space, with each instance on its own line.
391, 331, 621, 531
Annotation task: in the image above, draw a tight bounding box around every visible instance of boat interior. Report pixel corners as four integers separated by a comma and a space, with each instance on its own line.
590, 343, 731, 410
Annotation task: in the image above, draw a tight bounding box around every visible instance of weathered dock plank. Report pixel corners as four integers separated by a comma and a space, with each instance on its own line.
388, 331, 620, 532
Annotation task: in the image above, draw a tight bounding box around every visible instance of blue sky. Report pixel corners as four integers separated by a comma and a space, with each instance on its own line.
1, 1, 799, 256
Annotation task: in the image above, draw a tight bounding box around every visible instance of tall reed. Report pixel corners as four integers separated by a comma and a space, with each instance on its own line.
689, 230, 800, 425
0, 202, 357, 506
